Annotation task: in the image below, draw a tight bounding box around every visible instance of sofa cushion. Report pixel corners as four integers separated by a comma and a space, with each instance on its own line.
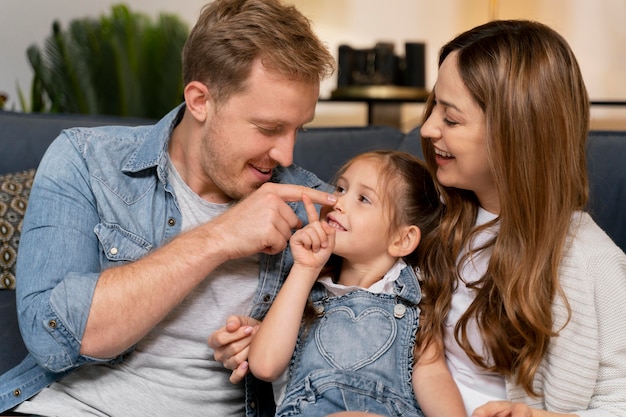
0, 169, 35, 290
0, 170, 32, 374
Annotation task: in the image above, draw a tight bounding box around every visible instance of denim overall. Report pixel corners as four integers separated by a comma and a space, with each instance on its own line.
276, 266, 425, 417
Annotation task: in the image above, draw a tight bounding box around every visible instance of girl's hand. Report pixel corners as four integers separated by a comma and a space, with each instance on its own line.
290, 194, 335, 270
207, 315, 260, 384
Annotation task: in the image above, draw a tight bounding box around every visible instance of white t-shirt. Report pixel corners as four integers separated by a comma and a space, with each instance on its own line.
444, 208, 507, 416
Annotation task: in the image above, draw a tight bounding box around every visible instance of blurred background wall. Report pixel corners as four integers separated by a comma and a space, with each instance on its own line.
1, 0, 625, 129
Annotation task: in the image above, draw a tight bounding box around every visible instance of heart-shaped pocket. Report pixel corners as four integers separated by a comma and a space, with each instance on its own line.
315, 305, 397, 371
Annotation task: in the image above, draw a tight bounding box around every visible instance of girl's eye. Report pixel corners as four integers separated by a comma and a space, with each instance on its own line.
358, 195, 372, 204
334, 185, 346, 194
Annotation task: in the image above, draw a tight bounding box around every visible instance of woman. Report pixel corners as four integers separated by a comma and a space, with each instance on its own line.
417, 19, 626, 416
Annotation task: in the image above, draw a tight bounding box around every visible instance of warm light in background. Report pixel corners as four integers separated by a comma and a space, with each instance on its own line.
489, 0, 499, 20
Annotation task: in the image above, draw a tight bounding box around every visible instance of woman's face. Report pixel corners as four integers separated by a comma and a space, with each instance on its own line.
420, 52, 499, 213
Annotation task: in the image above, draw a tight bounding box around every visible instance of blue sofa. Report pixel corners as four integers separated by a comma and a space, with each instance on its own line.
1, 109, 625, 377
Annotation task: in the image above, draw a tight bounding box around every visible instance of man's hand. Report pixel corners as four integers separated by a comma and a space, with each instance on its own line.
208, 315, 260, 384
211, 183, 336, 261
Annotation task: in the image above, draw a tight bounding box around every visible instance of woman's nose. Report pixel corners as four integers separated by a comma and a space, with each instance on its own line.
420, 113, 441, 141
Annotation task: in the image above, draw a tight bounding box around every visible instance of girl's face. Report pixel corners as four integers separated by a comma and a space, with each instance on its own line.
420, 52, 499, 213
321, 158, 397, 265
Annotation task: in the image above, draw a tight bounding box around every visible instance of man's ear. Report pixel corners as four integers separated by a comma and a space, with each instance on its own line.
184, 81, 212, 123
388, 225, 421, 258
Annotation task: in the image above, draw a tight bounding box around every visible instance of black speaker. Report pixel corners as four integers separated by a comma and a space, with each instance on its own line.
337, 44, 355, 87
405, 42, 425, 88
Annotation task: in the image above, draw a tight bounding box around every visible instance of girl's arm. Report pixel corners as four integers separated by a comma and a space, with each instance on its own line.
248, 195, 335, 381
248, 262, 320, 381
413, 341, 467, 417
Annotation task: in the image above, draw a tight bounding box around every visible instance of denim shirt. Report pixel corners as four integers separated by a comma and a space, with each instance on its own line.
0, 104, 330, 416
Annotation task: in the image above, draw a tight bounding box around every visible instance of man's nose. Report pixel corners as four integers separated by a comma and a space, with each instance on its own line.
269, 132, 296, 167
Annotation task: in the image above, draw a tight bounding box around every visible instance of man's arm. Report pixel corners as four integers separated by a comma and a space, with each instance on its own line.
83, 183, 336, 358
17, 135, 334, 367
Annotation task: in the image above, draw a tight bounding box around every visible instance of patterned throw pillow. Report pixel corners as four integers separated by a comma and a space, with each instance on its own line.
0, 169, 35, 290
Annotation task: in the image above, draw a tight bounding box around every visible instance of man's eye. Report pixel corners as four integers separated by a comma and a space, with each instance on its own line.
254, 123, 282, 134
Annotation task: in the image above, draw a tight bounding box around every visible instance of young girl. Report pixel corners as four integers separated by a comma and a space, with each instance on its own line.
248, 150, 465, 417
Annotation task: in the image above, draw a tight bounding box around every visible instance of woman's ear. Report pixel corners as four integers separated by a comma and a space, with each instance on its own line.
183, 81, 212, 123
388, 225, 421, 257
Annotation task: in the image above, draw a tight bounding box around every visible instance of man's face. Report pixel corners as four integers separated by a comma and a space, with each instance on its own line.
199, 60, 320, 203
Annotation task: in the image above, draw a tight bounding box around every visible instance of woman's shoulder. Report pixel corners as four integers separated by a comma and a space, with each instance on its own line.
568, 211, 624, 253
561, 211, 626, 289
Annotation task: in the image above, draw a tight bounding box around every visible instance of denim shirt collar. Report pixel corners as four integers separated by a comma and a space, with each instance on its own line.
122, 103, 186, 177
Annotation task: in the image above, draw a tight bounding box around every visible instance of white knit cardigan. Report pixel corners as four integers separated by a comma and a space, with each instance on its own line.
505, 212, 626, 416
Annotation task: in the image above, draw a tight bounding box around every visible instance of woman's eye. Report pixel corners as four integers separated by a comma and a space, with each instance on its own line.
443, 117, 458, 126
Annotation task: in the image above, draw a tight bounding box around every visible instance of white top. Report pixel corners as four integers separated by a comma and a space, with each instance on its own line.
318, 258, 407, 296
446, 209, 626, 416
444, 208, 506, 416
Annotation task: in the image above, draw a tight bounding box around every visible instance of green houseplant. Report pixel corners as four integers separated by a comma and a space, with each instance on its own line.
22, 4, 189, 119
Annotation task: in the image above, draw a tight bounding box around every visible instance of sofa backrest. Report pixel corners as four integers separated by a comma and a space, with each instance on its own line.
0, 111, 153, 175
585, 131, 626, 251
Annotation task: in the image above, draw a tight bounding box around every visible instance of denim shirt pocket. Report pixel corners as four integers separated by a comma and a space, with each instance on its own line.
94, 222, 153, 264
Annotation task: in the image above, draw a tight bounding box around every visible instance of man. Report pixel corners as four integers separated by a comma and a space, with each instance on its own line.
0, 0, 335, 415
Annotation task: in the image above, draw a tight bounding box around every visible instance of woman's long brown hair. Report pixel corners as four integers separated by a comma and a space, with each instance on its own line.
418, 20, 590, 396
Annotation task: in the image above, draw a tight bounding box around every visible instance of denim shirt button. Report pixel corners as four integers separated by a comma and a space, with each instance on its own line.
167, 218, 176, 226
393, 304, 406, 319
48, 319, 58, 329
262, 294, 271, 303
13, 388, 21, 397
109, 247, 118, 255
